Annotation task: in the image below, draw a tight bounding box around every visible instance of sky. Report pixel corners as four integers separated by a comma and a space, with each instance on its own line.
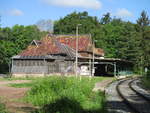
0, 0, 150, 27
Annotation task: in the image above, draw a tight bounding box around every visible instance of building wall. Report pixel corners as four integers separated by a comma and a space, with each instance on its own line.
47, 60, 74, 74
12, 59, 46, 74
11, 59, 75, 76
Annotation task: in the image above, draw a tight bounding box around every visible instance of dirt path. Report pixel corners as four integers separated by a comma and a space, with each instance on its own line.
0, 80, 36, 113
0, 78, 114, 113
93, 79, 114, 92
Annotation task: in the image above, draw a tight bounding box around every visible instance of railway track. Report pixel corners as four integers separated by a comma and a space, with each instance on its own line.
129, 79, 150, 102
116, 78, 150, 113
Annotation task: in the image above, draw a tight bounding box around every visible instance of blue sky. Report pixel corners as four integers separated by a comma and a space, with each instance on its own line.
0, 0, 150, 27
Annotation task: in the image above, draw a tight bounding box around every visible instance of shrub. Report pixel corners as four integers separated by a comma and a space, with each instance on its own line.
25, 76, 106, 113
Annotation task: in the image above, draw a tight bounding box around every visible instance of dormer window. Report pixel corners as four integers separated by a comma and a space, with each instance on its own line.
30, 40, 42, 47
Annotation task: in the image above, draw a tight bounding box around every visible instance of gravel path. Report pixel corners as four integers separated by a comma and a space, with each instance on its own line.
105, 80, 133, 113
0, 80, 36, 113
106, 78, 150, 113
131, 79, 150, 100
119, 79, 150, 113
93, 79, 113, 92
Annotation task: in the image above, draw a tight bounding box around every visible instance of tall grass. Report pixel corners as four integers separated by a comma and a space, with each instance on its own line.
25, 76, 107, 113
142, 77, 150, 89
0, 77, 36, 81
142, 70, 150, 89
8, 82, 33, 88
0, 102, 7, 113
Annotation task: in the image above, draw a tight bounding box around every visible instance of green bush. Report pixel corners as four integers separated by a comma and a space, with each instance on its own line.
25, 76, 106, 113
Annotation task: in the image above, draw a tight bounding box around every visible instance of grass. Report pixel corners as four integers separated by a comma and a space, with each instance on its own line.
0, 101, 7, 113
0, 77, 35, 88
0, 76, 111, 112
23, 76, 110, 113
142, 76, 150, 89
8, 82, 33, 88
141, 70, 150, 89
0, 77, 36, 81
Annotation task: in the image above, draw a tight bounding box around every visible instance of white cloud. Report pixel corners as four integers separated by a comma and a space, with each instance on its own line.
9, 9, 23, 16
116, 8, 132, 17
42, 0, 102, 9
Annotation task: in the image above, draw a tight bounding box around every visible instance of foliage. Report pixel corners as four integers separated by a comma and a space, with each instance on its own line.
25, 76, 107, 113
137, 10, 150, 30
135, 10, 150, 73
100, 12, 111, 24
54, 11, 101, 34
0, 102, 7, 113
0, 25, 47, 73
142, 76, 150, 89
54, 11, 150, 72
8, 82, 33, 88
0, 77, 36, 81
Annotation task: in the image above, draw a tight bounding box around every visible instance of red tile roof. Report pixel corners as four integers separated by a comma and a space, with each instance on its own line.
19, 34, 104, 57
55, 35, 92, 52
20, 37, 61, 56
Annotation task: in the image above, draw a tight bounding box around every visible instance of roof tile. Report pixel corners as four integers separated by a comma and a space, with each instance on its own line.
19, 34, 104, 57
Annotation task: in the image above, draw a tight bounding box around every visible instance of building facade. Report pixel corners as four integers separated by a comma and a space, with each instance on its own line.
11, 34, 104, 77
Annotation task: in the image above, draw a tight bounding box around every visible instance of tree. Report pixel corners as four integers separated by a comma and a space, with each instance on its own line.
115, 22, 138, 61
136, 10, 150, 73
0, 25, 47, 73
54, 11, 139, 60
54, 11, 101, 34
100, 12, 111, 24
143, 30, 150, 68
137, 11, 150, 31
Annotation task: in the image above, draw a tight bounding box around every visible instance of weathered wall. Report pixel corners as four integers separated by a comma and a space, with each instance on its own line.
47, 60, 74, 74
12, 74, 45, 77
11, 59, 75, 76
12, 59, 46, 74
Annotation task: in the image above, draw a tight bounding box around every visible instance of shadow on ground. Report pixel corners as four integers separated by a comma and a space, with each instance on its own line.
107, 100, 132, 113
31, 97, 106, 113
20, 106, 37, 113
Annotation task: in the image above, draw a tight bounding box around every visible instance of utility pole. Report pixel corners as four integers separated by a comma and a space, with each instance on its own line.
92, 35, 95, 77
75, 24, 82, 78
92, 37, 97, 77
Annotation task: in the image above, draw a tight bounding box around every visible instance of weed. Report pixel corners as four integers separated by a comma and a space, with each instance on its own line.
8, 82, 33, 88
25, 76, 108, 113
142, 76, 150, 89
0, 102, 7, 113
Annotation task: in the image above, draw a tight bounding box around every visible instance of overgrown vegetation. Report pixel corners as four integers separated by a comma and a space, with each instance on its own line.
8, 82, 33, 88
24, 76, 108, 113
0, 101, 7, 113
0, 77, 36, 81
142, 77, 150, 89
142, 70, 150, 89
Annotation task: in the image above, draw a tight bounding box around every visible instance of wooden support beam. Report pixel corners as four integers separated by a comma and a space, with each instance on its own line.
114, 62, 117, 77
